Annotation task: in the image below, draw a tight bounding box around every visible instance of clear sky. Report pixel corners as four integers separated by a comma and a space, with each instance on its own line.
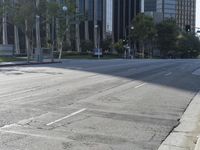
196, 0, 200, 28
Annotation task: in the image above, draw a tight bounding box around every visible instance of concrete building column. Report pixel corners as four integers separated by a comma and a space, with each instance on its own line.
123, 0, 126, 38
117, 0, 120, 41
102, 0, 107, 40
84, 0, 89, 41
141, 0, 144, 13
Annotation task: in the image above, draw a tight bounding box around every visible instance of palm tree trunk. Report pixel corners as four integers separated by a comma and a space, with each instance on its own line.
46, 0, 51, 48
13, 0, 20, 54
75, 0, 80, 52
2, 0, 8, 45
84, 0, 89, 41
51, 17, 55, 62
58, 41, 63, 60
25, 20, 30, 63
141, 41, 145, 58
65, 14, 71, 49
14, 26, 20, 54
35, 0, 42, 62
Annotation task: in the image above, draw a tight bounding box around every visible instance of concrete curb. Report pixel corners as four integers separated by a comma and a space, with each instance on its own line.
0, 61, 62, 68
195, 137, 200, 150
158, 91, 200, 150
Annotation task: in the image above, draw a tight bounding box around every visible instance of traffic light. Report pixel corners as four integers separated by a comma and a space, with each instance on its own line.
185, 25, 191, 32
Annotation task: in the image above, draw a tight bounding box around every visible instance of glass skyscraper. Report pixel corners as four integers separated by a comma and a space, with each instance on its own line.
157, 0, 176, 18
144, 0, 196, 33
77, 0, 140, 44
176, 0, 196, 32
106, 0, 113, 34
144, 0, 157, 12
113, 0, 140, 42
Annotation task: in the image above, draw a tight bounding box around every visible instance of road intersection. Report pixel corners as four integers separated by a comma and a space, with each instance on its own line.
0, 59, 199, 150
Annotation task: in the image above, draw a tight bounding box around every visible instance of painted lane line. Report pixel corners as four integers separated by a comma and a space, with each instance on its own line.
0, 88, 39, 98
165, 72, 172, 76
0, 129, 69, 141
134, 83, 147, 89
46, 108, 87, 126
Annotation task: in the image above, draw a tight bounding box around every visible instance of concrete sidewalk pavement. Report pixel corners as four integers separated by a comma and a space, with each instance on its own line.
0, 60, 61, 67
158, 91, 200, 150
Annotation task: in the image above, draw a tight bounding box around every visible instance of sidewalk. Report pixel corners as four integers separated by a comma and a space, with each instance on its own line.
158, 91, 200, 150
0, 59, 61, 67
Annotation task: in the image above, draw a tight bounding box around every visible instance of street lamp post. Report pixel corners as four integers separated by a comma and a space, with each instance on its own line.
57, 5, 68, 60
130, 26, 134, 59
62, 6, 68, 12
95, 24, 100, 59
124, 26, 134, 59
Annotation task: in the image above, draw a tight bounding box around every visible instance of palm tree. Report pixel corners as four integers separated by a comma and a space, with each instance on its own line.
2, 0, 8, 45
75, 0, 80, 52
35, 0, 42, 62
84, 0, 89, 41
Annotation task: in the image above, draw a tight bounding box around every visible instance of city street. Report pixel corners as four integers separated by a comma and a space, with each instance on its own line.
0, 59, 200, 150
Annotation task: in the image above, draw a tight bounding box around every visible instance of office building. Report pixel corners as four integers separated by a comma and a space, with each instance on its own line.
78, 0, 141, 44
144, 0, 196, 33
176, 0, 196, 33
144, 0, 157, 12
157, 0, 176, 18
112, 0, 140, 42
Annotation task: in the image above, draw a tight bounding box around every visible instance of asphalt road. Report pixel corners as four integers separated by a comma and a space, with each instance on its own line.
0, 59, 200, 150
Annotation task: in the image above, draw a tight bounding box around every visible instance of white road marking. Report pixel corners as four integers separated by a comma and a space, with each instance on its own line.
134, 83, 147, 89
46, 108, 87, 126
0, 88, 39, 98
165, 72, 172, 76
192, 68, 200, 76
0, 129, 69, 141
0, 123, 20, 129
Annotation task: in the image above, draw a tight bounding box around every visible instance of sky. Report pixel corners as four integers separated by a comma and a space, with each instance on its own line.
196, 0, 200, 29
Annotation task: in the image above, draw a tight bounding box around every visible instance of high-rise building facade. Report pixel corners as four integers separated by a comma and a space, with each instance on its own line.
176, 0, 196, 32
78, 0, 141, 44
112, 0, 140, 42
0, 0, 141, 54
144, 0, 157, 12
78, 0, 107, 47
157, 0, 176, 18
144, 0, 196, 33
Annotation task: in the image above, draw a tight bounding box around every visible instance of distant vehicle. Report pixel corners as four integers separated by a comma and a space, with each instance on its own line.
93, 48, 103, 57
